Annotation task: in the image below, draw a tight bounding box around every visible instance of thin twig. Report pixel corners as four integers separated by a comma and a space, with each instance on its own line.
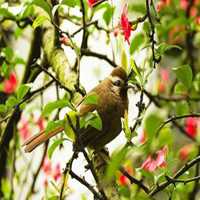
156, 113, 200, 137
81, 49, 118, 67
149, 155, 200, 196
120, 167, 149, 193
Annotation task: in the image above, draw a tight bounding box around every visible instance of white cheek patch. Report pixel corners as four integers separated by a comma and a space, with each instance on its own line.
108, 76, 124, 95
108, 76, 124, 85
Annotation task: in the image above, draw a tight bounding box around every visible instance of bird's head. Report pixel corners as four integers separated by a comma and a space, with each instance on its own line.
108, 67, 128, 96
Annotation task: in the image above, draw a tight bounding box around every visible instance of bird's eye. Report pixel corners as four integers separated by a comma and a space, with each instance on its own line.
113, 80, 121, 86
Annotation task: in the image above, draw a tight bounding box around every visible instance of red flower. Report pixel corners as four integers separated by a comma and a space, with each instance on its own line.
36, 116, 45, 131
118, 166, 133, 186
185, 117, 198, 138
180, 0, 189, 10
141, 146, 167, 172
18, 117, 31, 141
53, 163, 62, 181
42, 157, 52, 175
179, 144, 193, 161
120, 4, 132, 44
3, 72, 18, 94
87, 0, 98, 7
157, 81, 166, 93
157, 69, 169, 93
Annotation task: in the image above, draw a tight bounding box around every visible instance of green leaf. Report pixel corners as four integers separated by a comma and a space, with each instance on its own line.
156, 43, 182, 57
1, 62, 9, 77
32, 15, 49, 29
46, 120, 64, 133
130, 33, 144, 55
17, 84, 31, 100
103, 4, 114, 25
144, 114, 163, 139
61, 0, 79, 7
122, 111, 131, 141
80, 112, 102, 131
173, 65, 193, 89
21, 5, 34, 19
0, 104, 7, 113
32, 0, 52, 18
130, 3, 146, 14
0, 8, 15, 19
14, 57, 26, 65
130, 57, 142, 84
121, 48, 128, 70
106, 147, 128, 180
82, 93, 99, 105
175, 102, 189, 116
48, 139, 65, 159
1, 178, 11, 199
64, 111, 77, 141
174, 82, 187, 95
2, 47, 14, 61
42, 99, 74, 117
6, 96, 18, 109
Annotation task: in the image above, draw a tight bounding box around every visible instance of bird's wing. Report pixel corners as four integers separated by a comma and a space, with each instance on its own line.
76, 91, 99, 116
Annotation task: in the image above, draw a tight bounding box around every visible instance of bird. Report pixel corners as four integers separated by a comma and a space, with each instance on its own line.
23, 67, 129, 153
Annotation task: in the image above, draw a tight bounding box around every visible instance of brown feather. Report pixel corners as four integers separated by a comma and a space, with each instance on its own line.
23, 67, 128, 152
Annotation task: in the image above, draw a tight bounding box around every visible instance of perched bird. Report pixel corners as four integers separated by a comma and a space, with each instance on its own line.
23, 67, 129, 152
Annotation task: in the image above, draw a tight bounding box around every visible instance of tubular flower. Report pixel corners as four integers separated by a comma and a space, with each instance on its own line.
141, 146, 168, 172
185, 117, 198, 138
18, 117, 31, 141
42, 157, 52, 175
118, 166, 133, 186
3, 72, 18, 94
87, 0, 99, 7
36, 116, 45, 131
120, 4, 132, 44
53, 163, 62, 181
179, 144, 193, 161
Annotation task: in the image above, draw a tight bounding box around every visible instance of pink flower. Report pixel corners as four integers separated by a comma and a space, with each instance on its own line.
160, 69, 169, 81
185, 117, 198, 138
120, 4, 132, 44
138, 131, 147, 144
141, 146, 167, 172
18, 117, 31, 141
156, 1, 165, 12
36, 116, 45, 131
156, 0, 171, 11
190, 6, 197, 17
87, 0, 99, 7
42, 157, 52, 175
180, 0, 189, 10
3, 72, 17, 94
53, 163, 62, 181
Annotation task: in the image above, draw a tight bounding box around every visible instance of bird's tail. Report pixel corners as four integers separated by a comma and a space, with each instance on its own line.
22, 126, 64, 152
